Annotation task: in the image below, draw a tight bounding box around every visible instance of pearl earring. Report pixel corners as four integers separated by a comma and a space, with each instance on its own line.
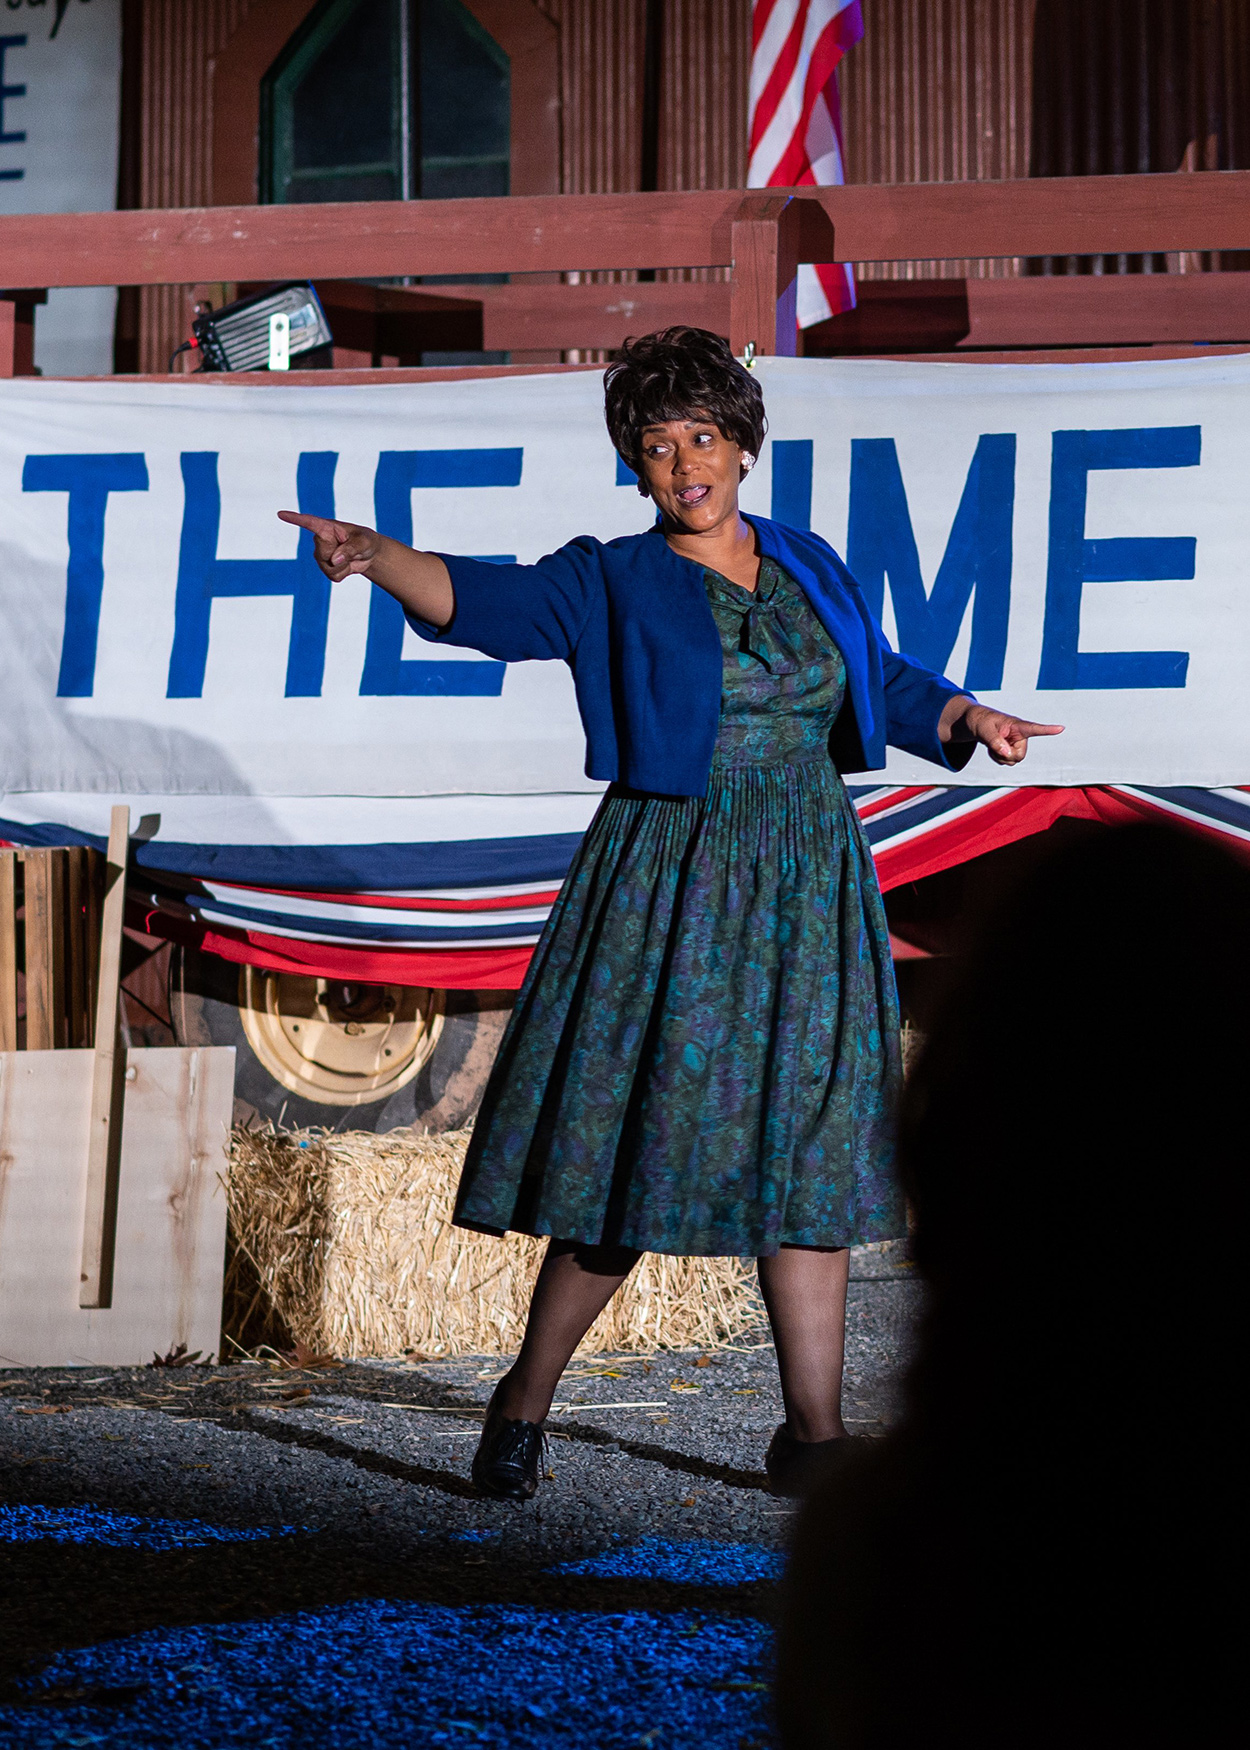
741, 453, 756, 472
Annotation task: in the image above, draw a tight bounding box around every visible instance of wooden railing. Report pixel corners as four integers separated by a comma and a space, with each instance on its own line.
3, 172, 1250, 375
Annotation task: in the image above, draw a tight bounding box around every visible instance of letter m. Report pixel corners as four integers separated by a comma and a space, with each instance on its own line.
846, 434, 1015, 690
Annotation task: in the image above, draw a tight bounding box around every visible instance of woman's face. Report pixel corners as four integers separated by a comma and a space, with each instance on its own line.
637, 417, 747, 532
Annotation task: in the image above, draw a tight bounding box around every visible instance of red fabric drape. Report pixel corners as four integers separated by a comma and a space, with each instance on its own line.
127, 786, 1250, 989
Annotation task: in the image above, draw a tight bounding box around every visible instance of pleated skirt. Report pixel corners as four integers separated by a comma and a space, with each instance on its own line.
453, 754, 905, 1257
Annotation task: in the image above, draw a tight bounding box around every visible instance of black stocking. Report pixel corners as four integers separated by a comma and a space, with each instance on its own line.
494, 1239, 642, 1423
756, 1245, 850, 1443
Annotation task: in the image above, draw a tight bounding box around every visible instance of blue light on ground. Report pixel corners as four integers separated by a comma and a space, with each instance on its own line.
550, 1537, 785, 1586
0, 1504, 300, 1550
0, 1598, 773, 1749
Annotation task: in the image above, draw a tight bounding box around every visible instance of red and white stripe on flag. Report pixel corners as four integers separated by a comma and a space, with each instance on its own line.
747, 0, 863, 327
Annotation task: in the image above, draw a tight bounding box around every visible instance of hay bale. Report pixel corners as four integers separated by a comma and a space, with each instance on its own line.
225, 1125, 766, 1359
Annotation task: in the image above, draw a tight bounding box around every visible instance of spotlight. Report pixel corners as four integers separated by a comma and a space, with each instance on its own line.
172, 282, 334, 373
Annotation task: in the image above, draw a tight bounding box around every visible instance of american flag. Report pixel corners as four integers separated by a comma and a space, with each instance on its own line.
747, 0, 864, 328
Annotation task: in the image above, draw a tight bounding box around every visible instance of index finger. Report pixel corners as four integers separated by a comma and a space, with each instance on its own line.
1013, 720, 1065, 737
277, 510, 343, 540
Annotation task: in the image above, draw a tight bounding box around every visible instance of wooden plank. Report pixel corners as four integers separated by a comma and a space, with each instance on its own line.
326, 277, 734, 354
4, 176, 1250, 291
299, 279, 483, 357
806, 272, 1250, 355
0, 191, 750, 288
79, 806, 130, 1309
84, 846, 101, 1036
866, 344, 1250, 365
960, 270, 1250, 348
796, 171, 1250, 263
476, 280, 728, 353
65, 847, 87, 1049
0, 851, 17, 1053
21, 849, 64, 1051
0, 1045, 235, 1365
49, 850, 66, 1048
482, 282, 729, 353
20, 851, 47, 1048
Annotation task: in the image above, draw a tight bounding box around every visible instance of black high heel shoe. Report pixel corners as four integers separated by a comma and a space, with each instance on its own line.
764, 1423, 855, 1499
471, 1389, 546, 1501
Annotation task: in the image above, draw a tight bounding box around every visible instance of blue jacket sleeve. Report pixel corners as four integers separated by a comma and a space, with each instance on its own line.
404, 540, 598, 662
874, 616, 976, 772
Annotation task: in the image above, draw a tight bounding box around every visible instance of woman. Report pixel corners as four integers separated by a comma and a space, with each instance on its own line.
281, 327, 1061, 1503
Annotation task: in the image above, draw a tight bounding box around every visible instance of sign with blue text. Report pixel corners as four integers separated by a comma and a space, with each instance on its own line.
0, 354, 1244, 800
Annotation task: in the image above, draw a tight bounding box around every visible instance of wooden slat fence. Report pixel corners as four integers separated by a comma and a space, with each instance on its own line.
0, 846, 105, 1053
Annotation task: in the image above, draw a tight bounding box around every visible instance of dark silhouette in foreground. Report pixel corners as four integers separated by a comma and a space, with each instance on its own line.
777, 825, 1245, 1747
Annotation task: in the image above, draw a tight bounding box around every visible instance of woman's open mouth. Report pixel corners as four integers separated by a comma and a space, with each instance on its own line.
675, 483, 711, 506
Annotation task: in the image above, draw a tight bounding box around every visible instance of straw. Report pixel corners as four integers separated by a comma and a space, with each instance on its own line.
224, 1124, 767, 1359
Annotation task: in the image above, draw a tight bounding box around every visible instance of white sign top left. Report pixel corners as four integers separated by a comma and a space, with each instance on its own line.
0, 0, 122, 375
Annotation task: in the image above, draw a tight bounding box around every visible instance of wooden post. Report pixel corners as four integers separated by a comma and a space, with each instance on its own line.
22, 849, 67, 1050
729, 194, 802, 359
0, 300, 16, 378
66, 846, 84, 1048
0, 289, 45, 377
0, 850, 17, 1052
84, 844, 102, 1030
80, 807, 130, 1309
65, 846, 102, 1049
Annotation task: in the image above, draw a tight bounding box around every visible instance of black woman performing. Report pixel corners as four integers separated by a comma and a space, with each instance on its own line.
281, 327, 1062, 1503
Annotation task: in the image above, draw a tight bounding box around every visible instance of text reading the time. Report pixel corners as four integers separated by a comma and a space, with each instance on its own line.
23, 429, 1200, 703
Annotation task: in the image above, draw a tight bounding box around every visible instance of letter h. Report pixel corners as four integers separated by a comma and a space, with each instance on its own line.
167, 451, 337, 699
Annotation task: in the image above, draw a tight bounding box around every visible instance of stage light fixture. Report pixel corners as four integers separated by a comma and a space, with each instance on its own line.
172, 282, 333, 373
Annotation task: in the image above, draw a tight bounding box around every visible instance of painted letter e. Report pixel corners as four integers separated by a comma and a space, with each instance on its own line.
1038, 425, 1199, 690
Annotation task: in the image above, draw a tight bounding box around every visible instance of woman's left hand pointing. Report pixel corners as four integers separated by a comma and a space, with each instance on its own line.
958, 704, 1065, 766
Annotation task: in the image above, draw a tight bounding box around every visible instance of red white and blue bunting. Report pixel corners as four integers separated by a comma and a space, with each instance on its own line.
8, 783, 1250, 990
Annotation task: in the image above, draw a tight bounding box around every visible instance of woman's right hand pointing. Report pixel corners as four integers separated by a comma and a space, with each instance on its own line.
278, 511, 382, 581
277, 510, 456, 628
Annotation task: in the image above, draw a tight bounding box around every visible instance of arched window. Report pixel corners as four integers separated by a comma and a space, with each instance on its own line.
261, 0, 510, 205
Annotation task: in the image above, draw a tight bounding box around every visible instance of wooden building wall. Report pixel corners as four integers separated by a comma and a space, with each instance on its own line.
127, 0, 262, 371
122, 0, 1249, 369
655, 0, 750, 193
538, 0, 647, 198
516, 1, 750, 197
128, 0, 754, 369
842, 0, 1035, 279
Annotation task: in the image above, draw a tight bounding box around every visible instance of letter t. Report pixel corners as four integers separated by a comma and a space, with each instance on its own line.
22, 453, 150, 698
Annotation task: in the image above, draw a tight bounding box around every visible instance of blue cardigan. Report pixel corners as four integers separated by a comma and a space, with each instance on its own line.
413, 515, 974, 798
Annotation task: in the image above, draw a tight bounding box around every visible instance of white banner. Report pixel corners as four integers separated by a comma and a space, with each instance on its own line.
0, 0, 121, 375
0, 353, 1246, 801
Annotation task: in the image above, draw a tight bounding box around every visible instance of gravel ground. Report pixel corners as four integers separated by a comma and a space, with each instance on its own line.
0, 1251, 920, 1748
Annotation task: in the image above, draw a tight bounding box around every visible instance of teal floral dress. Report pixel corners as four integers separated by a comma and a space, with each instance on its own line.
454, 557, 905, 1257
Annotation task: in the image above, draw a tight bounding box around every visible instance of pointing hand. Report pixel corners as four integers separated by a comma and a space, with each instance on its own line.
277, 511, 382, 582
963, 706, 1065, 766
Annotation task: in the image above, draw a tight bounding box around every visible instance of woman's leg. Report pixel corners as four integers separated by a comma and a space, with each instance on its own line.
756, 1245, 850, 1442
494, 1238, 642, 1423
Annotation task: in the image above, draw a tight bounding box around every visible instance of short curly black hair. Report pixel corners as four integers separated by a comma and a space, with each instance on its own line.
603, 327, 767, 480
